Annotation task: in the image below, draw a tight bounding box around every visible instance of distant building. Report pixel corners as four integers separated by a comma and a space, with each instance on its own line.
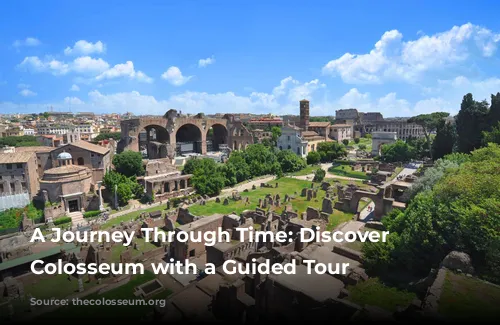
248, 117, 283, 129
277, 125, 308, 158
329, 124, 353, 142
0, 152, 39, 211
50, 140, 111, 183
299, 99, 310, 131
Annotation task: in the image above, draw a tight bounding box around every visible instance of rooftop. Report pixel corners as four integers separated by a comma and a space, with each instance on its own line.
0, 242, 77, 271
0, 151, 34, 164
309, 121, 331, 128
56, 140, 110, 155
14, 146, 52, 153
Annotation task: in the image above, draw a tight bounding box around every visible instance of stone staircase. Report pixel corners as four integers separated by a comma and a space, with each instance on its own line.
69, 211, 87, 227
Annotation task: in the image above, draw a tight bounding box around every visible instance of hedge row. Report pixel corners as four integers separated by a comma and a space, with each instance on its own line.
54, 217, 72, 225
83, 210, 102, 218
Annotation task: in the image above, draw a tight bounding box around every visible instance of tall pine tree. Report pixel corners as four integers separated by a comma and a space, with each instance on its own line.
456, 93, 489, 153
432, 119, 456, 160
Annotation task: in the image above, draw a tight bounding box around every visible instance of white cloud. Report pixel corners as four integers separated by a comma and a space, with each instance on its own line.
13, 37, 41, 48
70, 84, 80, 92
17, 83, 30, 89
198, 56, 216, 67
18, 56, 151, 83
64, 97, 84, 105
322, 23, 500, 84
161, 66, 192, 86
18, 56, 70, 75
64, 40, 105, 56
72, 56, 110, 74
96, 61, 153, 83
19, 89, 37, 97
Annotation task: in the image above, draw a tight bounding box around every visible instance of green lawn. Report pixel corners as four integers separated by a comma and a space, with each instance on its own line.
39, 271, 172, 320
111, 237, 160, 262
347, 277, 416, 312
288, 165, 322, 176
439, 271, 500, 321
328, 164, 370, 180
189, 177, 355, 231
101, 204, 170, 230
349, 137, 372, 152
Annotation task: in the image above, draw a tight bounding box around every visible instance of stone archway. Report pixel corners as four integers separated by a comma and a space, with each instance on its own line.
175, 123, 203, 155
140, 124, 170, 159
207, 123, 228, 152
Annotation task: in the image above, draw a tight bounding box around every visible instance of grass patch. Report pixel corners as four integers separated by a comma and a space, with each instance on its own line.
347, 277, 416, 312
439, 271, 500, 321
349, 137, 372, 152
39, 271, 172, 320
288, 165, 321, 176
101, 204, 169, 230
189, 177, 355, 231
328, 164, 370, 180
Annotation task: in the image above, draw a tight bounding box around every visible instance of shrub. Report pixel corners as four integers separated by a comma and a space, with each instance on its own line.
306, 151, 321, 165
342, 139, 349, 146
83, 210, 101, 219
313, 168, 326, 182
354, 138, 360, 144
54, 217, 72, 225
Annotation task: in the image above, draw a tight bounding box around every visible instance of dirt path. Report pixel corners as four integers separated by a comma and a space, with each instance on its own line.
220, 175, 276, 195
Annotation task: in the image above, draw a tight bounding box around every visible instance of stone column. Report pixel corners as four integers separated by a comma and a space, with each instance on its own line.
98, 182, 105, 211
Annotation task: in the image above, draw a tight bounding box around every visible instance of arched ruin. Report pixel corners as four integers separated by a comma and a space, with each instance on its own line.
117, 111, 253, 159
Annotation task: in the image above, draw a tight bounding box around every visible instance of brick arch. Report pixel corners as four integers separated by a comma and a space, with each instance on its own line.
349, 186, 394, 220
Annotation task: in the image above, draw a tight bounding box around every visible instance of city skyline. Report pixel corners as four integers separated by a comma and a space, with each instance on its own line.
1, 1, 500, 116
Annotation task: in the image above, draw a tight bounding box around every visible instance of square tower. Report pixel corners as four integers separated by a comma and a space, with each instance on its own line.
299, 99, 310, 131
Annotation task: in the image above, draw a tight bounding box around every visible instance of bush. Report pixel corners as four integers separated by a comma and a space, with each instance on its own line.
306, 151, 321, 165
54, 217, 72, 225
354, 138, 360, 144
364, 134, 372, 139
277, 150, 306, 173
313, 168, 326, 182
83, 210, 101, 219
342, 139, 349, 146
359, 144, 367, 150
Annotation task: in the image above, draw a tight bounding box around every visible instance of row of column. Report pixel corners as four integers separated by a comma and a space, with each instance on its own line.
0, 180, 25, 195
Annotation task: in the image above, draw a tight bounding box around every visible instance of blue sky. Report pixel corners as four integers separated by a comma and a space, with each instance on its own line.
1, 0, 500, 117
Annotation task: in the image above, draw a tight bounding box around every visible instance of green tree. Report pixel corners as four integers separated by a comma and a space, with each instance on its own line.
487, 92, 500, 129
0, 204, 43, 229
316, 142, 347, 162
42, 112, 50, 119
225, 151, 251, 183
94, 132, 121, 142
116, 183, 133, 206
271, 126, 282, 145
112, 151, 145, 177
243, 144, 280, 176
183, 158, 204, 175
313, 168, 326, 182
432, 119, 456, 160
364, 134, 372, 139
306, 151, 321, 165
482, 121, 500, 145
354, 138, 360, 144
456, 93, 489, 153
408, 112, 450, 160
380, 140, 415, 163
189, 158, 226, 196
359, 144, 367, 151
342, 139, 349, 146
277, 150, 306, 173
407, 136, 430, 159
364, 144, 500, 279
